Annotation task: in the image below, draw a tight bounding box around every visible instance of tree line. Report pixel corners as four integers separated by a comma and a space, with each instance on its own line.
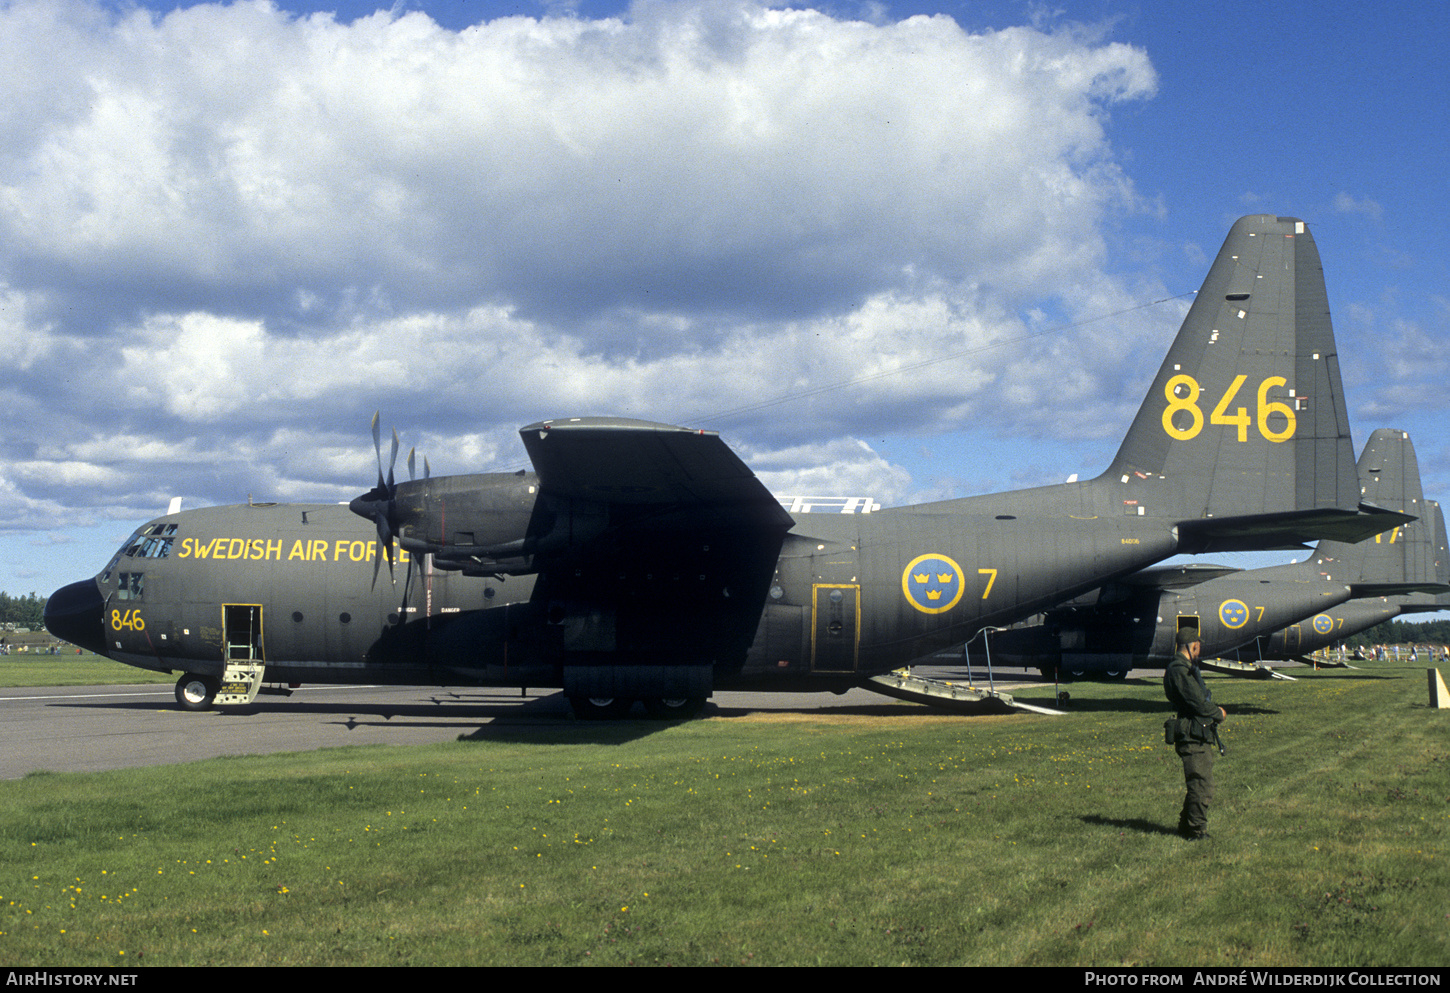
1348, 617, 1450, 648
0, 591, 48, 628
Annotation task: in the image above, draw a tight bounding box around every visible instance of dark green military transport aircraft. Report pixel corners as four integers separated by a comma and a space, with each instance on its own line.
1254, 500, 1450, 664
990, 429, 1446, 677
44, 215, 1407, 716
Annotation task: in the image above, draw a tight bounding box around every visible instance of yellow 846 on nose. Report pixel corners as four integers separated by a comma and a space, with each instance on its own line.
110, 608, 145, 632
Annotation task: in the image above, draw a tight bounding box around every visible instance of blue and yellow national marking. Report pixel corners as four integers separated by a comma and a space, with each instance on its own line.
1218, 599, 1250, 629
902, 553, 966, 615
1312, 613, 1335, 635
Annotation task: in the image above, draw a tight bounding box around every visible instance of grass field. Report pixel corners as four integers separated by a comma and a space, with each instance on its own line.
0, 653, 174, 688
0, 662, 1444, 966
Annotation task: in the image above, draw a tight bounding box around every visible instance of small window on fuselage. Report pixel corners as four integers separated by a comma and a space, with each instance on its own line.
115, 572, 144, 600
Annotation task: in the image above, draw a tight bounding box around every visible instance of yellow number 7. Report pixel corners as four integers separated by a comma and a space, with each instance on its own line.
978, 568, 997, 599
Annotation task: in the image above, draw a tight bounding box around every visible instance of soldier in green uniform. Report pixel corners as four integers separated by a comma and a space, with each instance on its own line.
1164, 629, 1225, 840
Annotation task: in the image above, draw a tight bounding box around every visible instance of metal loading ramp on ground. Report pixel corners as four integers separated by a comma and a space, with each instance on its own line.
1294, 655, 1356, 669
1199, 658, 1297, 681
864, 669, 1066, 715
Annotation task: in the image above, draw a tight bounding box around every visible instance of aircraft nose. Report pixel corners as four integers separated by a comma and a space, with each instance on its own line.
44, 579, 109, 657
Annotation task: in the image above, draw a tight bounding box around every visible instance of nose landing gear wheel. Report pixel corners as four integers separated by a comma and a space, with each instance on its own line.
175, 673, 220, 712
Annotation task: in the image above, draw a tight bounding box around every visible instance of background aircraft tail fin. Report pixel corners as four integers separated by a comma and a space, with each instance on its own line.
1380, 501, 1450, 614
1315, 430, 1444, 594
1104, 214, 1389, 551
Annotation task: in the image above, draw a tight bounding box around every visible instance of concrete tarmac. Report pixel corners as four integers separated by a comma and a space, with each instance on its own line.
1, 675, 1012, 779
2, 657, 1318, 778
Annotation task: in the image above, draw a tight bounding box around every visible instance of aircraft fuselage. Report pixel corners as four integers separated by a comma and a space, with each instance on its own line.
49, 477, 1181, 697
990, 563, 1353, 676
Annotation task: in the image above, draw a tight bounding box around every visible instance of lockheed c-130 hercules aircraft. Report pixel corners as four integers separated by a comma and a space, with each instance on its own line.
1252, 500, 1450, 665
44, 215, 1410, 718
989, 429, 1449, 679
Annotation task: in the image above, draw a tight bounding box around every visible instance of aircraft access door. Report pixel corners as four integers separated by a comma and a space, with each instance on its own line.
223, 604, 264, 661
811, 584, 860, 672
1176, 616, 1200, 643
1282, 625, 1300, 653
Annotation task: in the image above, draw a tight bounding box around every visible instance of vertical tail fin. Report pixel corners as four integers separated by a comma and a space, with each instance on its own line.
1386, 501, 1450, 614
1104, 215, 1395, 550
1316, 430, 1441, 594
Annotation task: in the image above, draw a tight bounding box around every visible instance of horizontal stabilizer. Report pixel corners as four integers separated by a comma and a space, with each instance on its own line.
1176, 503, 1415, 554
1395, 596, 1450, 614
1348, 580, 1450, 597
1120, 562, 1245, 588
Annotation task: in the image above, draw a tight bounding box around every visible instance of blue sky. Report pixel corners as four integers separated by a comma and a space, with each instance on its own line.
1, 0, 1447, 608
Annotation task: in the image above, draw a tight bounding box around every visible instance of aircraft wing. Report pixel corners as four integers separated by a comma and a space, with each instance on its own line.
521, 417, 794, 530
518, 417, 793, 665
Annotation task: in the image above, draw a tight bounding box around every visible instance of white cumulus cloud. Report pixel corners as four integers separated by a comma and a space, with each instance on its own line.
0, 0, 1166, 526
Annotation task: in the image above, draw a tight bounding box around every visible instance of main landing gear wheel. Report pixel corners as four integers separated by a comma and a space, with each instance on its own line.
568, 696, 635, 720
643, 696, 707, 720
175, 673, 220, 712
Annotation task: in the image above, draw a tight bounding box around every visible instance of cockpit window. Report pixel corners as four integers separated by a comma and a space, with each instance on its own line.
102, 523, 177, 582
128, 523, 177, 559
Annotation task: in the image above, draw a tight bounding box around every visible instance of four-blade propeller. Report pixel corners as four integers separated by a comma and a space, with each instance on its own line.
348, 411, 427, 591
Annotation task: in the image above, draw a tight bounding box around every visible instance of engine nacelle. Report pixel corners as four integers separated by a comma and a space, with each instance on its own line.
393, 471, 542, 558
389, 471, 610, 575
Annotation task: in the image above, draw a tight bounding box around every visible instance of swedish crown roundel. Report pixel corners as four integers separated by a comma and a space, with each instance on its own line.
1218, 599, 1250, 629
902, 553, 966, 614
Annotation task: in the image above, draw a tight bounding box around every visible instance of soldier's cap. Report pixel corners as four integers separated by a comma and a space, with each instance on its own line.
1175, 629, 1202, 647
